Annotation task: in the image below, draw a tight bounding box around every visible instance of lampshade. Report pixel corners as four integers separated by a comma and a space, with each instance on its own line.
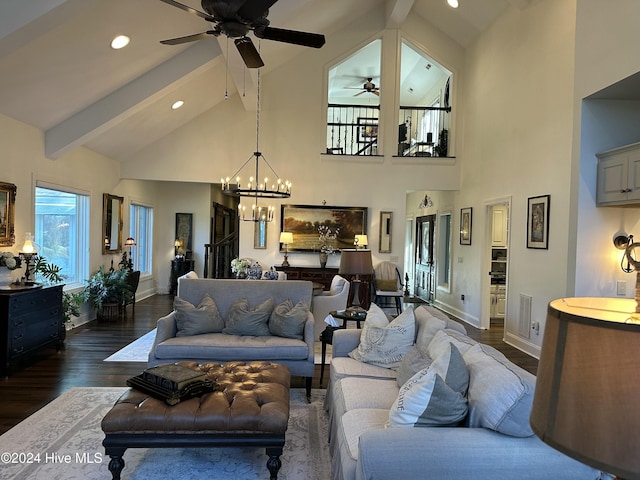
280, 232, 293, 244
530, 297, 640, 479
339, 249, 373, 276
125, 237, 136, 247
20, 232, 38, 254
354, 234, 368, 247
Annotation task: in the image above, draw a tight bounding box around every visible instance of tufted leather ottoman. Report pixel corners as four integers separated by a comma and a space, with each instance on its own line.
101, 361, 290, 480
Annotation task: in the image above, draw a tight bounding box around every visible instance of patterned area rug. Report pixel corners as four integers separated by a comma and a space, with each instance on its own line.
0, 387, 330, 480
104, 329, 331, 364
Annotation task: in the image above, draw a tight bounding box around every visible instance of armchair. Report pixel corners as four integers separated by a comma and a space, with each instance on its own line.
373, 261, 404, 314
311, 275, 350, 342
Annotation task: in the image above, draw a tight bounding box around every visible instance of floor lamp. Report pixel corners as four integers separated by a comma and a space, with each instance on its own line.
339, 249, 373, 313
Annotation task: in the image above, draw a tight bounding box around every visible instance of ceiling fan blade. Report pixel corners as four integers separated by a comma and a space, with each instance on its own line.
159, 0, 216, 22
160, 31, 217, 45
373, 91, 380, 96
353, 91, 366, 97
255, 26, 325, 48
237, 0, 279, 21
234, 37, 265, 68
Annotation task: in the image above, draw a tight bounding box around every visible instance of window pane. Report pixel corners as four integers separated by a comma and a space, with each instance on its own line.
130, 203, 153, 274
35, 186, 89, 285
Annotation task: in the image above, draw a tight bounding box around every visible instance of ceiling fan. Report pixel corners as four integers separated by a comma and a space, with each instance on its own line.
352, 78, 380, 97
158, 0, 326, 68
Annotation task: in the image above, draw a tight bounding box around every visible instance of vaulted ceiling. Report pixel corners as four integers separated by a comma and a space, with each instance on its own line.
0, 0, 525, 161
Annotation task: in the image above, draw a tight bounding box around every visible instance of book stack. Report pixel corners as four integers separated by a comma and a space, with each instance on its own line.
127, 364, 217, 405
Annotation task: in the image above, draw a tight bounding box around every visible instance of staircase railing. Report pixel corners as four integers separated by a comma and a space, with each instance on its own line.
204, 231, 238, 278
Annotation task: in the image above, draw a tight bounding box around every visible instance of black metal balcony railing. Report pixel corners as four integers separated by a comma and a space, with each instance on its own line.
326, 104, 451, 157
326, 104, 380, 156
398, 105, 451, 157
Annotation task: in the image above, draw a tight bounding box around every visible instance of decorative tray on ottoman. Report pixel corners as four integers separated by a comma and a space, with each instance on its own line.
127, 363, 217, 405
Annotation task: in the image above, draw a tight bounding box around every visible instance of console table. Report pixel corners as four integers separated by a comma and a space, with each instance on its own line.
275, 265, 371, 308
0, 284, 63, 376
275, 266, 338, 290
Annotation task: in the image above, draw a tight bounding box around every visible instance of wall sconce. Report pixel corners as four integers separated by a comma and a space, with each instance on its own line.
19, 232, 38, 284
279, 232, 293, 267
354, 234, 368, 249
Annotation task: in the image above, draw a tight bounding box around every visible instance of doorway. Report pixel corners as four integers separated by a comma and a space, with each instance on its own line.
485, 200, 510, 329
415, 214, 436, 302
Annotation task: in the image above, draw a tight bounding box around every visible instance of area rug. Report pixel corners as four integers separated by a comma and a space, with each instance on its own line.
104, 329, 156, 362
0, 387, 330, 480
105, 329, 331, 365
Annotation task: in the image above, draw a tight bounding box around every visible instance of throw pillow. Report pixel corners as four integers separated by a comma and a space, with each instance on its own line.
463, 343, 536, 437
414, 311, 447, 351
348, 304, 416, 369
223, 297, 274, 336
388, 370, 468, 428
396, 345, 432, 387
269, 299, 309, 340
427, 343, 469, 395
174, 294, 224, 337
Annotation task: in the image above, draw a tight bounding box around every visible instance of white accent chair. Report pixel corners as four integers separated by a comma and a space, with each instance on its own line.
311, 275, 350, 342
373, 261, 404, 314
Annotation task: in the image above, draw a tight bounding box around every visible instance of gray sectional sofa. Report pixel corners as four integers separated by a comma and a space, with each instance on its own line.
148, 278, 315, 398
326, 304, 608, 480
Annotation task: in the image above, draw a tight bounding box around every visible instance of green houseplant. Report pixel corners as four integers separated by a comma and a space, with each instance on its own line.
33, 257, 83, 338
83, 266, 133, 321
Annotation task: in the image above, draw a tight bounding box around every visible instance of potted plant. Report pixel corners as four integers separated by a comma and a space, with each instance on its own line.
33, 257, 83, 339
83, 266, 133, 321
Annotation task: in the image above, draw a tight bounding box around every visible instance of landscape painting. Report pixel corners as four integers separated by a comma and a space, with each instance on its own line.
280, 205, 367, 252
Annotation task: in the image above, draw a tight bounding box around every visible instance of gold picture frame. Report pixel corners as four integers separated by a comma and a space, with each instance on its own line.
0, 182, 17, 246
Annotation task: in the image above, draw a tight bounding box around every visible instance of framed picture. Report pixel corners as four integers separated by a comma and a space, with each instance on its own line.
527, 195, 550, 249
175, 213, 193, 255
0, 182, 17, 247
280, 204, 367, 252
460, 207, 472, 245
357, 117, 378, 143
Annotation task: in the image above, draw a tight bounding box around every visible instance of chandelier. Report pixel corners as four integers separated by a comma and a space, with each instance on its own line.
221, 63, 291, 222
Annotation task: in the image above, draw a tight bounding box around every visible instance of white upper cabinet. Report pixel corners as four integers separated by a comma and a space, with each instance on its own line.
597, 142, 640, 206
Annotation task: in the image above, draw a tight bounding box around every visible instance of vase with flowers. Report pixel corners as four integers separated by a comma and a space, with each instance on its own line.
0, 251, 21, 286
231, 257, 251, 279
318, 226, 339, 268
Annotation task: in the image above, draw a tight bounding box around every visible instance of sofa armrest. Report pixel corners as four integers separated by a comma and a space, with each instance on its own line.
355, 427, 607, 480
148, 311, 178, 361
332, 328, 361, 358
303, 311, 315, 360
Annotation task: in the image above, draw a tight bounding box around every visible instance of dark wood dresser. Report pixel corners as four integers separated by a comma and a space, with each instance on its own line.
275, 266, 338, 290
275, 266, 371, 308
0, 284, 63, 376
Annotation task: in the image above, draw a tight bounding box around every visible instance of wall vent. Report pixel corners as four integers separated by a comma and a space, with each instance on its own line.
518, 294, 532, 339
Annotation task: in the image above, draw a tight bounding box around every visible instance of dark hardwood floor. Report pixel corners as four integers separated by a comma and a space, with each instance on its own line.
0, 295, 537, 435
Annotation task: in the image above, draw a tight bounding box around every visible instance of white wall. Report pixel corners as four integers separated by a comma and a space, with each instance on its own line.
121, 6, 465, 273
572, 0, 640, 300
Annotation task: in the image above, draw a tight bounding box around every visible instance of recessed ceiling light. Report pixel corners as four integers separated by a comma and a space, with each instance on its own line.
111, 35, 130, 50
447, 0, 459, 8
171, 100, 184, 110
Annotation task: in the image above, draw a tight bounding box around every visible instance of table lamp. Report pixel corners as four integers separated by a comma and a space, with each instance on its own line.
339, 249, 373, 313
19, 232, 38, 284
354, 234, 368, 249
530, 297, 640, 479
124, 237, 136, 271
280, 232, 293, 267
